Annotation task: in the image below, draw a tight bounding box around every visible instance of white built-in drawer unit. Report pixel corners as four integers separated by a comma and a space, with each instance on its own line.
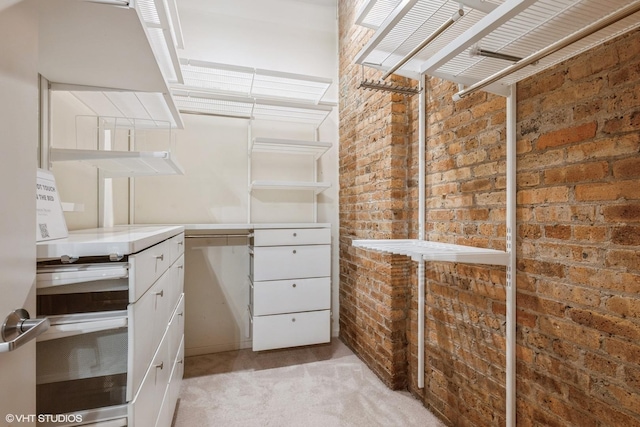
249, 225, 331, 351
35, 226, 185, 427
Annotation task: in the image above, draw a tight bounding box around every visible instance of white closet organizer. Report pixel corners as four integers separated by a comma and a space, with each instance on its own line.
249, 137, 332, 222
38, 0, 184, 129
49, 116, 184, 178
249, 224, 331, 351
352, 1, 640, 427
36, 226, 185, 427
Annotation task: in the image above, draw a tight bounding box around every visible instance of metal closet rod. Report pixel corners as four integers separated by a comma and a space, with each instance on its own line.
453, 1, 640, 100
382, 8, 464, 80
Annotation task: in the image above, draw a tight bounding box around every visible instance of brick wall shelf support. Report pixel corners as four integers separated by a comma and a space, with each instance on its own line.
352, 83, 517, 427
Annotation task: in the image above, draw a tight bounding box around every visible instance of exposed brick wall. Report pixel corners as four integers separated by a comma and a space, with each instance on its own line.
339, 2, 640, 426
338, 0, 414, 389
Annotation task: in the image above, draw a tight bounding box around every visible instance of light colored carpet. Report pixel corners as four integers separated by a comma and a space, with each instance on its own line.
172, 339, 445, 427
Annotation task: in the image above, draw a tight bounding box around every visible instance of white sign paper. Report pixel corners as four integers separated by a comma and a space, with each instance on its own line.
36, 169, 68, 242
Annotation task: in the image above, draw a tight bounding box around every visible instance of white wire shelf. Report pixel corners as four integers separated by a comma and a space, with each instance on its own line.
251, 137, 332, 159
172, 58, 336, 125
250, 180, 331, 195
50, 148, 184, 178
352, 239, 509, 265
177, 58, 332, 104
355, 0, 640, 95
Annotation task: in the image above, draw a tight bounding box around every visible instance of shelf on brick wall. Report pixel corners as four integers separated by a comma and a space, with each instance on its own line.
352, 239, 509, 265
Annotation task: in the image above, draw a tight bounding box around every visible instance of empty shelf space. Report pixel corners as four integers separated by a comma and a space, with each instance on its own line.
352, 239, 509, 265
251, 137, 332, 158
250, 180, 331, 195
50, 148, 184, 178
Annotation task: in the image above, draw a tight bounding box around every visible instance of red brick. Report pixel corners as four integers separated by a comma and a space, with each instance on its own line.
537, 122, 597, 149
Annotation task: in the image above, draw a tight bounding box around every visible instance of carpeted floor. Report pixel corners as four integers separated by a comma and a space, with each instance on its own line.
172, 339, 445, 427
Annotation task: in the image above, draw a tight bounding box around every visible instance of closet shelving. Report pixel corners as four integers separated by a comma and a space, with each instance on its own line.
49, 116, 184, 178
249, 136, 332, 221
171, 58, 335, 126
39, 0, 185, 129
352, 1, 640, 427
355, 0, 640, 97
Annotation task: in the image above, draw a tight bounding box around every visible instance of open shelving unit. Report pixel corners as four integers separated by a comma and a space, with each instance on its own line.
350, 1, 640, 426
171, 58, 335, 126
248, 136, 332, 222
49, 148, 184, 178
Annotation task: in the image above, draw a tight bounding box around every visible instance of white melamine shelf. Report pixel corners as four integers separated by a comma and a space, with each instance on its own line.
50, 148, 184, 178
352, 239, 509, 265
250, 180, 331, 195
251, 137, 332, 158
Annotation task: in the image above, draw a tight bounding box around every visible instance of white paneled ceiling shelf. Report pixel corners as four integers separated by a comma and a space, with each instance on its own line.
250, 180, 332, 195
172, 58, 336, 126
355, 0, 640, 98
39, 0, 184, 129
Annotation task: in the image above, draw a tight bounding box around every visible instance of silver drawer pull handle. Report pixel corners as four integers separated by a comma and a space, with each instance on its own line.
156, 254, 164, 261
292, 250, 297, 254
0, 309, 50, 354
177, 264, 184, 269
291, 318, 296, 322
178, 312, 184, 317
178, 359, 184, 365
155, 290, 164, 297
178, 241, 184, 246
292, 283, 297, 288
155, 361, 164, 370
293, 232, 297, 237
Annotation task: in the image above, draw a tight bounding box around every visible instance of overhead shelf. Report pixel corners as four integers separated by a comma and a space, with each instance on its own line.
38, 0, 184, 128
251, 137, 332, 158
171, 58, 336, 126
355, 0, 640, 96
352, 239, 509, 265
250, 180, 331, 195
50, 148, 184, 178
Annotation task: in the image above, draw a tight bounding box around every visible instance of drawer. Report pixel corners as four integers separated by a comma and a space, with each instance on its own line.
253, 227, 330, 246
252, 309, 330, 351
157, 337, 184, 427
252, 277, 330, 316
129, 238, 173, 303
36, 327, 128, 415
166, 254, 184, 312
168, 294, 185, 366
251, 244, 330, 281
129, 328, 171, 427
128, 269, 174, 400
168, 233, 185, 266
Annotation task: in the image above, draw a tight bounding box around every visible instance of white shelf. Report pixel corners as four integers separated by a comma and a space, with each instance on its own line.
352, 239, 509, 265
39, 0, 184, 128
251, 137, 332, 158
250, 180, 331, 195
50, 148, 184, 178
355, 0, 640, 95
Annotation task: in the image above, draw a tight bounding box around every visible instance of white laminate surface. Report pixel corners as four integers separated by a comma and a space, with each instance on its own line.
36, 225, 185, 260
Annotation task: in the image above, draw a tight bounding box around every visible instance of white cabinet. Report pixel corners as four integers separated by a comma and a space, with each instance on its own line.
249, 225, 331, 351
35, 226, 184, 426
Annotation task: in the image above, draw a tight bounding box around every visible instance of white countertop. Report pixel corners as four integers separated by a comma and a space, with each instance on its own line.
183, 223, 331, 234
36, 225, 184, 261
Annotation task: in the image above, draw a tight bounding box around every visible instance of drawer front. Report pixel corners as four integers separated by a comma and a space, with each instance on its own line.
168, 233, 185, 266
252, 245, 330, 281
168, 294, 185, 366
252, 277, 330, 316
253, 228, 330, 246
129, 238, 173, 303
129, 328, 170, 427
252, 310, 330, 351
157, 337, 184, 427
166, 254, 184, 313
128, 269, 173, 400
